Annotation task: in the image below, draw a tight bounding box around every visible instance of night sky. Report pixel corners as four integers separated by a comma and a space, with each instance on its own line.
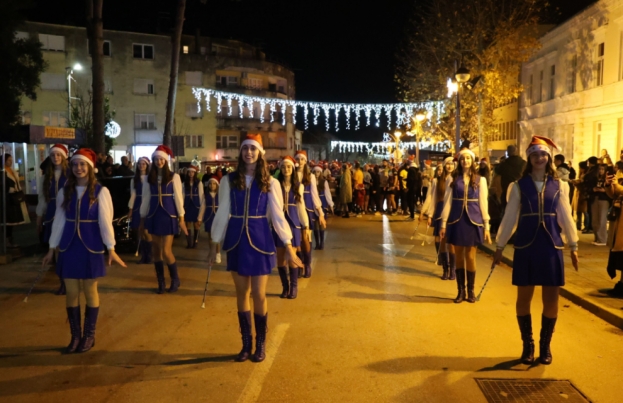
25, 0, 593, 105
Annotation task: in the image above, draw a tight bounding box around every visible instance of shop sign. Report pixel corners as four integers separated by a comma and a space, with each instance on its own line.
44, 126, 76, 140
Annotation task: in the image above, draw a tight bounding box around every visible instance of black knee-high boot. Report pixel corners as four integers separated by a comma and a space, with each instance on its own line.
434, 241, 440, 264
235, 311, 253, 362
517, 314, 535, 364
454, 268, 466, 303
65, 306, 81, 354
313, 230, 320, 250
539, 315, 557, 365
252, 313, 268, 362
277, 266, 289, 298
185, 229, 193, 249
466, 270, 476, 303
319, 230, 325, 250
192, 228, 199, 248
288, 267, 298, 299
440, 253, 449, 280
77, 306, 99, 353
448, 253, 456, 280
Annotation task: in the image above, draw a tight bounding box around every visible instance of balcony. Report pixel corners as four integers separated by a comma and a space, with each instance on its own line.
214, 82, 288, 97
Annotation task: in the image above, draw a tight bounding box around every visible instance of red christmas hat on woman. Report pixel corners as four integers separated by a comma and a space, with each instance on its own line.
280, 155, 298, 168
187, 165, 199, 172
526, 136, 558, 157
49, 144, 68, 158
137, 156, 151, 166
294, 150, 308, 162
71, 148, 98, 172
152, 145, 175, 161
240, 134, 265, 155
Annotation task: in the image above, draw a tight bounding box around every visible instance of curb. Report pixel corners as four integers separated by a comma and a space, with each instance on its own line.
477, 244, 623, 330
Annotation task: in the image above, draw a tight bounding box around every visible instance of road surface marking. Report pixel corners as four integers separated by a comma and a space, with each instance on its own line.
237, 322, 290, 403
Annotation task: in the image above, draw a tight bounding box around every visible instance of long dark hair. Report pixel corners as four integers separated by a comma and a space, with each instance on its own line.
43, 156, 69, 202
184, 169, 199, 191
451, 156, 479, 189
63, 164, 98, 210
522, 153, 557, 179
299, 164, 312, 186
147, 159, 173, 185
232, 153, 271, 193
437, 163, 454, 197
277, 167, 302, 203
133, 160, 150, 191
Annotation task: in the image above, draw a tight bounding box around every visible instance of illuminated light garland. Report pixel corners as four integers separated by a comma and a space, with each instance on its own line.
191, 88, 444, 131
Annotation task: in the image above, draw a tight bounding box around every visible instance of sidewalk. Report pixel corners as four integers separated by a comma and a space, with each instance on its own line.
479, 233, 623, 329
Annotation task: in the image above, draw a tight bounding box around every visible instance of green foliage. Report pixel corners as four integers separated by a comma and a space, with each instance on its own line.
396, 0, 546, 145
69, 90, 116, 154
0, 0, 47, 133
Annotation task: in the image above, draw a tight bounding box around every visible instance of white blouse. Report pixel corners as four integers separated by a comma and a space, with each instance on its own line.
139, 173, 185, 218
297, 171, 325, 217
321, 179, 334, 208
127, 175, 147, 209
199, 191, 217, 221
422, 176, 452, 218
36, 169, 62, 217
183, 179, 205, 217
441, 176, 490, 231
210, 175, 293, 245
496, 180, 578, 251
283, 183, 310, 228
48, 185, 116, 250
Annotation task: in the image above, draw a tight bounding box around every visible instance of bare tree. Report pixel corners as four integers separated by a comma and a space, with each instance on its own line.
163, 0, 187, 147
85, 0, 105, 153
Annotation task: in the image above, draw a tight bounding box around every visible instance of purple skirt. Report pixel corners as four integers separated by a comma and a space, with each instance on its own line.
184, 202, 200, 222
204, 216, 215, 233
43, 221, 53, 244
57, 238, 107, 279
446, 209, 484, 247
130, 208, 141, 230
513, 228, 564, 286
226, 233, 276, 276
432, 201, 443, 237
272, 225, 301, 248
145, 207, 179, 236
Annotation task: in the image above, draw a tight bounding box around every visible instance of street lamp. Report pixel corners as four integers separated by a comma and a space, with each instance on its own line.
447, 63, 470, 153
66, 63, 83, 125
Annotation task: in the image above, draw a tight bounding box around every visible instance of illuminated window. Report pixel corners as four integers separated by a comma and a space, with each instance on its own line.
596, 43, 605, 86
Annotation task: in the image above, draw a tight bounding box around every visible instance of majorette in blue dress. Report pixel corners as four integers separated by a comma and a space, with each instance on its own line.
443, 175, 489, 247
184, 180, 202, 222
204, 191, 219, 233
52, 184, 114, 279
143, 175, 184, 236
511, 176, 566, 286
129, 175, 146, 230
42, 172, 67, 243
272, 186, 304, 248
303, 183, 318, 225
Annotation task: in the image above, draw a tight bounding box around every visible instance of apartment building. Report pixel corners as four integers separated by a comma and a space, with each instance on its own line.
519, 0, 623, 163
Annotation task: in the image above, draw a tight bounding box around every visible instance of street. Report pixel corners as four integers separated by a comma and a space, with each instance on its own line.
1, 214, 622, 403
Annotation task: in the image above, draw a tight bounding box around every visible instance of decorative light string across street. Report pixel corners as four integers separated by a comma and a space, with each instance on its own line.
192, 88, 445, 132
330, 136, 452, 155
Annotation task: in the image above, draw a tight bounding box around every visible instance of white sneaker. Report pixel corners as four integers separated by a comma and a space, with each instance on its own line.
215, 253, 222, 263
592, 242, 606, 246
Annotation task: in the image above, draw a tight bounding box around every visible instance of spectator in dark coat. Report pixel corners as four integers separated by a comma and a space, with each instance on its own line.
114, 156, 134, 176
495, 145, 526, 210
406, 162, 420, 220
582, 156, 599, 234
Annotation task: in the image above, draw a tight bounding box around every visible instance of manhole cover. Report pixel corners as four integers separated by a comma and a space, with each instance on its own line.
475, 378, 591, 403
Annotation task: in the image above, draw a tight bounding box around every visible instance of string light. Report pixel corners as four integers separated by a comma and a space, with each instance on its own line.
191, 88, 444, 131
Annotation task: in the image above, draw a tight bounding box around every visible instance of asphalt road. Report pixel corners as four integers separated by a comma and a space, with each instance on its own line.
1, 214, 622, 402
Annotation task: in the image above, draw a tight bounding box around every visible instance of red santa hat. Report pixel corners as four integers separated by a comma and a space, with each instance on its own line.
206, 178, 220, 188
526, 136, 558, 157
152, 145, 175, 161
240, 133, 265, 155
280, 155, 298, 168
49, 144, 68, 159
443, 156, 455, 165
187, 165, 199, 173
137, 156, 151, 166
71, 148, 98, 172
294, 150, 308, 162
457, 148, 476, 161
312, 165, 323, 173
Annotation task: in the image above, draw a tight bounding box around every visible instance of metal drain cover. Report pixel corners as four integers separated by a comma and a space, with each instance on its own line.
475, 378, 591, 402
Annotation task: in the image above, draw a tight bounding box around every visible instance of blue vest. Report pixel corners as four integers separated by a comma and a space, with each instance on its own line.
132, 176, 144, 212
447, 175, 484, 226
44, 173, 67, 223
222, 173, 276, 254
184, 181, 201, 209
203, 192, 219, 223
148, 178, 177, 218
303, 183, 315, 213
284, 187, 302, 229
514, 175, 564, 249
59, 184, 104, 254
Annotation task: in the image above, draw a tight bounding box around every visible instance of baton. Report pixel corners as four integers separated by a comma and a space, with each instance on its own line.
24, 264, 49, 303
410, 221, 421, 240
476, 264, 496, 302
421, 225, 430, 246
135, 239, 141, 257
201, 262, 213, 309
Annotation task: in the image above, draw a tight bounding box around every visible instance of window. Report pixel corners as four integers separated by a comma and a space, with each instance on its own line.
596, 42, 605, 86
527, 74, 533, 106
15, 31, 29, 41
41, 73, 66, 90
569, 55, 577, 94
133, 44, 154, 59
185, 135, 204, 148
278, 85, 285, 93
537, 70, 543, 103
216, 135, 239, 149
39, 34, 65, 51
135, 114, 156, 129
248, 78, 262, 89
42, 111, 67, 127
182, 46, 189, 54
185, 71, 203, 86
133, 79, 155, 95
89, 40, 112, 56
549, 65, 556, 100
186, 103, 202, 118
595, 122, 602, 154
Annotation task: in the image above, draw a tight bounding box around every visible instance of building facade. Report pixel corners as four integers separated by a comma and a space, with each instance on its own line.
16, 21, 298, 170
519, 0, 623, 163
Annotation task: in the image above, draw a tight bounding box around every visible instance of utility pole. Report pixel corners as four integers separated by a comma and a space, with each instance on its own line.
163, 0, 187, 147
86, 0, 105, 153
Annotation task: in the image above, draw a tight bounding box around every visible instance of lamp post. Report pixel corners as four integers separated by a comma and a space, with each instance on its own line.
65, 63, 83, 125
447, 63, 471, 153
411, 112, 429, 164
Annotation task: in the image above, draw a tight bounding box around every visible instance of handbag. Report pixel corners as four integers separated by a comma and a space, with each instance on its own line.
607, 197, 621, 222
10, 190, 25, 204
